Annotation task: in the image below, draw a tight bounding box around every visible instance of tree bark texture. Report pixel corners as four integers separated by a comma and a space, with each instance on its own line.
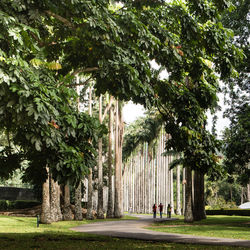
86, 168, 94, 219
182, 167, 186, 215
176, 164, 182, 215
114, 100, 122, 218
97, 137, 104, 219
62, 184, 73, 221
193, 170, 206, 221
50, 178, 62, 222
107, 106, 114, 218
97, 95, 104, 219
74, 182, 83, 220
184, 166, 193, 223
86, 86, 94, 220
119, 103, 124, 215
40, 174, 51, 224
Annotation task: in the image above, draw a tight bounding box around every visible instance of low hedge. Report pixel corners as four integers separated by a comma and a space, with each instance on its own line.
206, 209, 250, 216
0, 200, 41, 211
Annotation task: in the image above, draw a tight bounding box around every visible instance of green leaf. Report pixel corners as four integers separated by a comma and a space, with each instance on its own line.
35, 140, 41, 151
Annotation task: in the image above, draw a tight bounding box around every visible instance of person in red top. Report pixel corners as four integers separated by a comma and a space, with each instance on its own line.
152, 204, 157, 218
158, 203, 163, 218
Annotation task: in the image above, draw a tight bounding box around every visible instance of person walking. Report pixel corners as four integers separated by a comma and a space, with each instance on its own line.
167, 204, 171, 218
158, 203, 163, 218
152, 204, 157, 218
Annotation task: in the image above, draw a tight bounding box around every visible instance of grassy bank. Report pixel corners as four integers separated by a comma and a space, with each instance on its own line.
147, 215, 250, 240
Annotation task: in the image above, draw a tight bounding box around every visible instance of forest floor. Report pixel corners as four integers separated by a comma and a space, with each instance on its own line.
72, 214, 250, 248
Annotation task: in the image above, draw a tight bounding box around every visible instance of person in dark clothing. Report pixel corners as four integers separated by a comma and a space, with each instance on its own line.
158, 203, 163, 218
167, 204, 171, 218
152, 204, 157, 218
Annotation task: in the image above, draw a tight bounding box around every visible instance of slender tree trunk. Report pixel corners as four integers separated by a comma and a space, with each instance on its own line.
50, 178, 62, 222
74, 80, 83, 221
184, 166, 193, 223
107, 106, 114, 218
62, 183, 73, 220
182, 167, 186, 215
170, 167, 175, 215
176, 164, 181, 215
41, 170, 51, 224
114, 100, 123, 218
140, 148, 143, 213
86, 168, 94, 219
193, 170, 206, 221
97, 95, 104, 219
200, 172, 206, 219
247, 183, 250, 202
119, 103, 124, 215
86, 86, 94, 220
97, 138, 104, 218
114, 99, 121, 217
74, 182, 83, 220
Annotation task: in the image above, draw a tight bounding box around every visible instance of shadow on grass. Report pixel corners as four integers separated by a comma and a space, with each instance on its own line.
0, 233, 246, 250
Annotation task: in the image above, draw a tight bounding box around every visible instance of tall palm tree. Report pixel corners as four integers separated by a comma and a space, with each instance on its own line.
86, 86, 94, 220
107, 105, 114, 218
97, 95, 104, 219
184, 166, 193, 222
95, 94, 114, 219
74, 181, 83, 221
114, 100, 123, 218
75, 80, 83, 221
176, 164, 182, 215
62, 182, 73, 220
182, 167, 186, 215
50, 178, 62, 222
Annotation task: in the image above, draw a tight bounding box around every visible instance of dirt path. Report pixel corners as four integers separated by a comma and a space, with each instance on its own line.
71, 215, 250, 248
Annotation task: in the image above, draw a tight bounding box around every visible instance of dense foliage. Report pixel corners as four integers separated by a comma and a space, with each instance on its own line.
221, 0, 249, 185
0, 1, 104, 185
0, 0, 244, 188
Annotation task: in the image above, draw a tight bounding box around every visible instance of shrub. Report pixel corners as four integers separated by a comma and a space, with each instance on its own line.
0, 200, 40, 211
206, 196, 238, 210
206, 209, 250, 216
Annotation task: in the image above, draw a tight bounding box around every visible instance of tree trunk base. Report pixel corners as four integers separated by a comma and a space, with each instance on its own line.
106, 212, 114, 218
97, 210, 105, 219
62, 206, 73, 221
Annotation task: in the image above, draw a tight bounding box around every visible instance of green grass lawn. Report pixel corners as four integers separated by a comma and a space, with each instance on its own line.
0, 215, 249, 249
147, 215, 250, 240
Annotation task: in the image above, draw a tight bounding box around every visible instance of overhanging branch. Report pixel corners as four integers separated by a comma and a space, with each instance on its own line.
101, 96, 114, 123
45, 10, 75, 29
58, 67, 99, 87
67, 76, 93, 87
72, 67, 99, 77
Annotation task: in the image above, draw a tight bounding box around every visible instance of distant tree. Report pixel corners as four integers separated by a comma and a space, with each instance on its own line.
222, 0, 249, 193
223, 104, 250, 186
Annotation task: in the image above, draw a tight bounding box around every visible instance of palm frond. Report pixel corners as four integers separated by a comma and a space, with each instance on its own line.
169, 157, 184, 170
162, 150, 181, 157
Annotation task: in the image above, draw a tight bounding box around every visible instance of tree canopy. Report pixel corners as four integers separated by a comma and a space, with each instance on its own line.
221, 0, 249, 185
0, 0, 244, 184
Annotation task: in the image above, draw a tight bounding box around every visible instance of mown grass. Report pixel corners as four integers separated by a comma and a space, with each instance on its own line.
0, 215, 248, 249
147, 215, 250, 240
